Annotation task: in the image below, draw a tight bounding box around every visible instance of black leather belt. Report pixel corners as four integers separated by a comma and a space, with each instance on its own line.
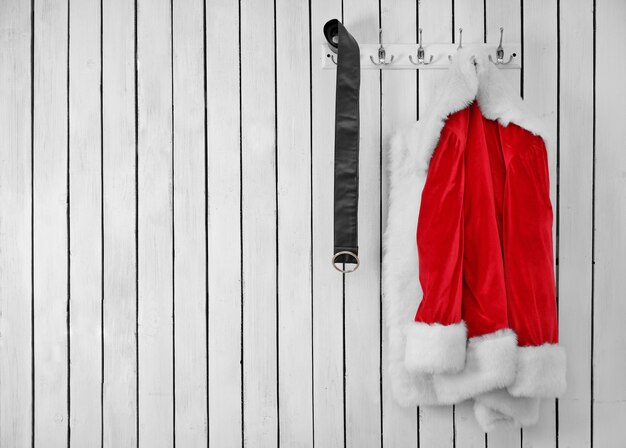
324, 19, 361, 273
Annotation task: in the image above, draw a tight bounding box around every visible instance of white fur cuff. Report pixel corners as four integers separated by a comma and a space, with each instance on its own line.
403, 321, 467, 375
473, 388, 541, 432
387, 327, 440, 407
474, 403, 517, 433
433, 329, 517, 404
508, 343, 567, 398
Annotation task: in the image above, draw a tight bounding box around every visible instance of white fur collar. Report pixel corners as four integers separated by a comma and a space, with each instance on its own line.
395, 47, 548, 179
475, 52, 547, 140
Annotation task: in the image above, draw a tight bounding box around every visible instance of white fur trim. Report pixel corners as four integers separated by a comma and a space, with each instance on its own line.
433, 329, 517, 404
508, 344, 567, 398
404, 321, 467, 374
473, 403, 517, 432
383, 127, 439, 406
475, 55, 548, 141
473, 397, 541, 432
386, 327, 440, 406
474, 389, 541, 432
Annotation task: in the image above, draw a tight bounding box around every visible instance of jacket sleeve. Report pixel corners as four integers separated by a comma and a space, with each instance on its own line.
502, 134, 566, 400
403, 112, 468, 376
503, 137, 558, 347
415, 127, 465, 326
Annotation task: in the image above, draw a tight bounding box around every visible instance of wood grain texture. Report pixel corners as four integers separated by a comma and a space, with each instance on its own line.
0, 0, 33, 445
558, 0, 593, 446
205, 0, 242, 445
240, 0, 278, 444
275, 0, 314, 445
486, 0, 522, 94
102, 0, 138, 445
136, 0, 174, 445
381, 0, 418, 445
172, 0, 208, 444
68, 0, 102, 444
33, 0, 69, 444
310, 0, 345, 445
594, 0, 626, 446
522, 1, 559, 445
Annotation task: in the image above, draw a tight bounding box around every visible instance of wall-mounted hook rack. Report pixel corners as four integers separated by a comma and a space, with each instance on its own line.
321, 41, 521, 70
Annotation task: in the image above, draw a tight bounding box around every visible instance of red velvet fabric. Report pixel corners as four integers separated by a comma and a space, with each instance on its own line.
414, 101, 558, 346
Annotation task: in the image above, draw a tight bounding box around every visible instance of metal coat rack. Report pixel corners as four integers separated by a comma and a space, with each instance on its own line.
322, 27, 520, 70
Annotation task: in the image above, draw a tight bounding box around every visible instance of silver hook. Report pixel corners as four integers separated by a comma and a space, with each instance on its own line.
370, 29, 395, 66
448, 28, 463, 61
488, 27, 516, 65
326, 53, 337, 65
409, 28, 434, 65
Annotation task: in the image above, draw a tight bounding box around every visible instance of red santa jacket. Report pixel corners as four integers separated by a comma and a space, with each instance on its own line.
383, 49, 566, 432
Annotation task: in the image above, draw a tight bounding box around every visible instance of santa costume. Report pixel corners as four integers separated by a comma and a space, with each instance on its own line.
383, 48, 566, 431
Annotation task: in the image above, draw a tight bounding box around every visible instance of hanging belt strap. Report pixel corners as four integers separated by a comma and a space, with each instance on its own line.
324, 19, 361, 273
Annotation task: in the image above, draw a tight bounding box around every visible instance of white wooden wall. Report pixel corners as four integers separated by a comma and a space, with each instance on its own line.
0, 0, 624, 446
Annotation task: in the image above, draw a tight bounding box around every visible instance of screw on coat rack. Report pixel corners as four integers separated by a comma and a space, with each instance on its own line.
409, 28, 434, 66
489, 27, 516, 65
370, 29, 395, 66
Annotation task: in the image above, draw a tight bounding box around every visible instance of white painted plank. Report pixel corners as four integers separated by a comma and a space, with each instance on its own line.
68, 0, 102, 444
522, 1, 558, 445
455, 403, 485, 448
275, 0, 313, 446
418, 0, 454, 443
137, 0, 174, 445
33, 0, 69, 444
240, 0, 278, 444
0, 1, 33, 445
485, 1, 523, 446
172, 0, 208, 444
340, 3, 382, 447
594, 1, 626, 446
311, 0, 345, 445
557, 0, 593, 446
454, 1, 488, 445
486, 0, 522, 93
102, 0, 137, 445
418, 0, 453, 111
205, 0, 242, 445
381, 0, 419, 445
420, 406, 454, 447
455, 0, 484, 44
